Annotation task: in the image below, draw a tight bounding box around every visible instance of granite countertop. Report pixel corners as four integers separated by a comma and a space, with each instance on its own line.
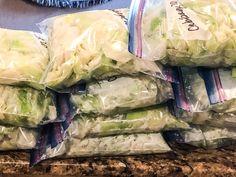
0, 144, 235, 177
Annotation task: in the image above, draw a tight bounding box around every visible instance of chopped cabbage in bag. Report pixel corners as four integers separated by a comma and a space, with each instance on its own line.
31, 123, 171, 164
0, 28, 48, 89
166, 126, 236, 149
68, 105, 189, 139
174, 107, 236, 129
0, 125, 37, 150
40, 9, 165, 90
0, 85, 57, 128
174, 67, 236, 113
35, 133, 171, 163
71, 75, 173, 115
66, 133, 171, 157
129, 0, 236, 67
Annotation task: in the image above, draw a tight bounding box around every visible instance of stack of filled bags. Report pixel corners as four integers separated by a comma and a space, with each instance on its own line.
2, 0, 235, 165
31, 9, 190, 163
128, 0, 236, 149
0, 28, 58, 151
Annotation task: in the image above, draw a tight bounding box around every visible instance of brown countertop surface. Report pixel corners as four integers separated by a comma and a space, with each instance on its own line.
0, 144, 235, 177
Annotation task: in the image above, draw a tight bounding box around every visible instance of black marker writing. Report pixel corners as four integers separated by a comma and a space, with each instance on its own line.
170, 1, 199, 31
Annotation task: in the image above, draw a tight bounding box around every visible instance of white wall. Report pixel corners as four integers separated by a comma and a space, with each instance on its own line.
0, 0, 131, 31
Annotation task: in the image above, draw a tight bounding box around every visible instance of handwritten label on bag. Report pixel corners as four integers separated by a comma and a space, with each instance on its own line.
165, 0, 212, 40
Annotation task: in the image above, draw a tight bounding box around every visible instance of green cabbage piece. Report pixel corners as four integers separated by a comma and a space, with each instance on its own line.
0, 125, 37, 150
0, 85, 57, 128
66, 133, 171, 157
70, 75, 173, 115
0, 28, 48, 89
232, 68, 236, 78
41, 9, 164, 90
68, 105, 189, 139
142, 0, 236, 67
180, 126, 236, 149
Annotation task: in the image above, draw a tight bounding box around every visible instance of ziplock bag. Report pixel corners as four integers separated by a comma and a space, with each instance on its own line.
68, 105, 189, 139
173, 105, 236, 129
0, 85, 57, 128
164, 126, 236, 149
0, 28, 48, 90
34, 133, 171, 161
129, 0, 236, 67
31, 119, 171, 165
65, 133, 171, 157
39, 9, 166, 90
173, 67, 236, 113
71, 75, 174, 115
0, 125, 37, 150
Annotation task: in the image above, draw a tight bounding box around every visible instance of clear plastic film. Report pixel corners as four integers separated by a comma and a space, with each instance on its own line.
0, 28, 48, 90
70, 75, 174, 115
180, 67, 210, 112
174, 106, 236, 129
174, 67, 236, 113
31, 124, 171, 165
0, 85, 57, 128
65, 133, 171, 157
33, 133, 171, 164
0, 125, 37, 150
129, 0, 236, 67
39, 9, 166, 90
67, 105, 189, 139
170, 126, 236, 149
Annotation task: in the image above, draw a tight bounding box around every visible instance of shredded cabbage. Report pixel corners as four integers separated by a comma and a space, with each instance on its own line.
175, 108, 236, 129
66, 133, 171, 157
178, 126, 236, 148
68, 105, 189, 139
133, 0, 236, 67
40, 9, 164, 90
71, 75, 173, 115
0, 28, 48, 89
0, 85, 57, 127
179, 67, 236, 113
0, 125, 37, 150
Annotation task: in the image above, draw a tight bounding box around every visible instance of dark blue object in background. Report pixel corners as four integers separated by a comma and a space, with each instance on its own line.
30, 0, 111, 8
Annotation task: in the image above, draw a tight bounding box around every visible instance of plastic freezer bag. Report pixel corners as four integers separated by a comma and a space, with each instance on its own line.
31, 133, 171, 165
165, 126, 236, 149
174, 107, 236, 129
0, 125, 37, 150
129, 0, 236, 67
40, 9, 165, 90
71, 75, 174, 115
66, 133, 171, 157
0, 28, 48, 90
173, 67, 236, 113
0, 85, 57, 128
68, 105, 189, 139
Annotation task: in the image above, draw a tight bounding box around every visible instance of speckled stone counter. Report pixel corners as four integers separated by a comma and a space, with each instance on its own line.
0, 144, 235, 177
